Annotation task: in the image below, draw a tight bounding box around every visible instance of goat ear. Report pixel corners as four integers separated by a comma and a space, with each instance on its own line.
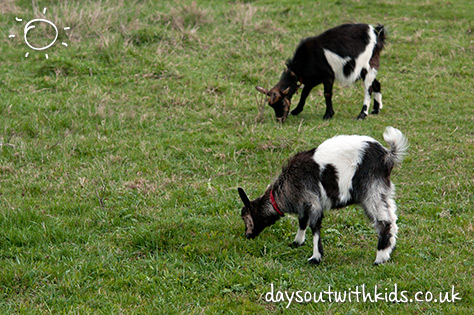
282, 87, 290, 95
255, 86, 269, 95
238, 187, 251, 208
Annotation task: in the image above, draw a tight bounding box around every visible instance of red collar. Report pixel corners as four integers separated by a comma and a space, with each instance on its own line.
270, 190, 285, 217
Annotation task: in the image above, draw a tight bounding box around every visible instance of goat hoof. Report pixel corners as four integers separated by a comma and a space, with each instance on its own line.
290, 241, 303, 248
371, 109, 380, 115
290, 108, 302, 116
323, 113, 334, 120
356, 113, 367, 120
308, 257, 321, 265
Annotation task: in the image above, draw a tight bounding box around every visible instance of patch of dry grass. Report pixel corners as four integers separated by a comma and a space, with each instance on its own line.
0, 0, 18, 14
165, 1, 211, 31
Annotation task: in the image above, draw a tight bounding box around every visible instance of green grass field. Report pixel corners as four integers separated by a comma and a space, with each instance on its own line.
1, 0, 473, 313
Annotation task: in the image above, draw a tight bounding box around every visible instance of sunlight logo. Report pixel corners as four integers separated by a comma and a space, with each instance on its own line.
8, 7, 70, 59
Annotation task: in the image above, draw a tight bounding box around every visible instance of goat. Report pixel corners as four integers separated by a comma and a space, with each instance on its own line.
256, 23, 386, 122
238, 127, 407, 265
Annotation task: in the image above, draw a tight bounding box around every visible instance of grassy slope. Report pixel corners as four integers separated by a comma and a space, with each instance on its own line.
0, 0, 473, 313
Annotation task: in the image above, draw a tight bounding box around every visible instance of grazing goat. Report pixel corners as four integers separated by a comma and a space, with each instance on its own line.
256, 23, 386, 122
238, 127, 407, 265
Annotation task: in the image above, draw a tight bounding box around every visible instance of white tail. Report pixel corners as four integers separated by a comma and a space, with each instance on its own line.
383, 126, 408, 165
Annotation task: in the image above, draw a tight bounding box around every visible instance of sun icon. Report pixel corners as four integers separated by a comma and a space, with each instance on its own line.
8, 7, 70, 59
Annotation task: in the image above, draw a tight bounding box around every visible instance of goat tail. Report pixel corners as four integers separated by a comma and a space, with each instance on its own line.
374, 24, 386, 52
383, 126, 408, 165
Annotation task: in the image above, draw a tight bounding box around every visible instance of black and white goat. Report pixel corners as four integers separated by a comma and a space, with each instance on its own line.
256, 23, 386, 122
238, 127, 407, 265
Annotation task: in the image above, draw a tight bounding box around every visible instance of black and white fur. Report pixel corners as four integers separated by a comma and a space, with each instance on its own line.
256, 23, 386, 122
238, 127, 407, 265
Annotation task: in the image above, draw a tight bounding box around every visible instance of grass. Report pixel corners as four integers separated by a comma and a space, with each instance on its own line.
0, 0, 473, 313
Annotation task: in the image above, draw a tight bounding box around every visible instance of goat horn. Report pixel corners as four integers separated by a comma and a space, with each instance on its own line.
255, 86, 269, 95
282, 87, 290, 95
